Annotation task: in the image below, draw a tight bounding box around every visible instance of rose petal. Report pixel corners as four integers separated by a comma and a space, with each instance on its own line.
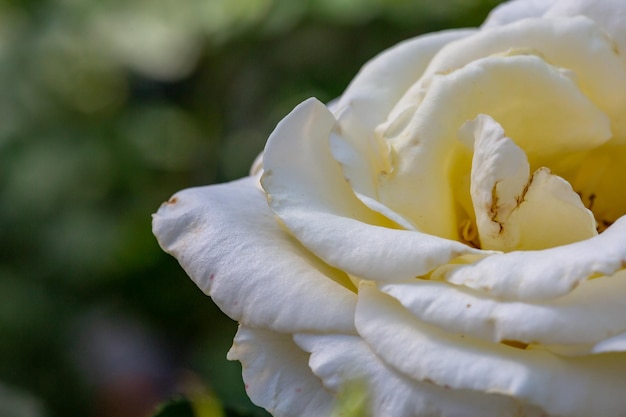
486, 0, 626, 95
381, 269, 626, 347
328, 109, 418, 231
544, 0, 626, 66
261, 98, 385, 228
294, 333, 545, 417
482, 0, 558, 27
460, 114, 530, 250
462, 114, 597, 251
543, 328, 626, 356
378, 53, 610, 237
335, 29, 475, 132
427, 15, 626, 143
590, 331, 626, 354
356, 283, 626, 417
227, 326, 333, 417
442, 215, 626, 300
261, 98, 483, 282
152, 177, 357, 333
501, 167, 598, 249
570, 143, 626, 226
329, 30, 474, 227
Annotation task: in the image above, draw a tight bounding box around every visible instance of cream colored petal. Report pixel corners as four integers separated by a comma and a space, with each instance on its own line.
460, 114, 530, 251
570, 143, 626, 227
426, 16, 626, 142
544, 0, 626, 67
482, 0, 558, 27
261, 98, 384, 228
329, 30, 474, 228
381, 269, 626, 347
442, 216, 626, 300
590, 331, 626, 354
356, 283, 626, 417
262, 98, 483, 283
379, 54, 610, 238
227, 326, 333, 417
546, 330, 626, 356
294, 333, 545, 417
152, 177, 357, 333
335, 29, 475, 131
327, 109, 399, 226
503, 168, 597, 250
462, 115, 597, 251
249, 151, 264, 176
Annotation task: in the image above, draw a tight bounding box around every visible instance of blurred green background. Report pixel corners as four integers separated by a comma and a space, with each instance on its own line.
0, 0, 503, 416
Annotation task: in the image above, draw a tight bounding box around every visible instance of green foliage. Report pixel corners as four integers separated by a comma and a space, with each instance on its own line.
152, 397, 197, 417
0, 0, 503, 416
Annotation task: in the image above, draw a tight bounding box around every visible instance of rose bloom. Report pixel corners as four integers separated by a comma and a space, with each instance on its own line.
153, 0, 626, 416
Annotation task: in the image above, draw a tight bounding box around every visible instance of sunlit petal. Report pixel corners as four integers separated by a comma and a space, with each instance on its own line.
356, 283, 626, 417
153, 177, 357, 333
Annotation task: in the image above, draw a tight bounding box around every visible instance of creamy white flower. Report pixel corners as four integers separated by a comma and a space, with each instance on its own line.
153, 1, 626, 416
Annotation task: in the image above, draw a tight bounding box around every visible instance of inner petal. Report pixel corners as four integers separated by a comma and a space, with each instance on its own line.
570, 143, 626, 229
375, 53, 610, 239
462, 115, 597, 251
422, 16, 626, 142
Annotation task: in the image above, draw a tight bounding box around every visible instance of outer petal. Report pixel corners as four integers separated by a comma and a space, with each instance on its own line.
335, 29, 475, 131
590, 331, 626, 354
441, 216, 626, 300
261, 98, 483, 283
294, 333, 545, 417
356, 283, 626, 417
152, 177, 357, 333
482, 0, 558, 27
227, 326, 333, 417
381, 270, 626, 347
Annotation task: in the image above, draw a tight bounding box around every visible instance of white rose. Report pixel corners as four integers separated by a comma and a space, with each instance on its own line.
153, 1, 626, 416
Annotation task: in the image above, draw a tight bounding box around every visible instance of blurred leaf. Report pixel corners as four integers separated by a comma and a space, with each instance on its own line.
191, 392, 227, 417
151, 397, 195, 417
151, 394, 226, 417
0, 383, 47, 417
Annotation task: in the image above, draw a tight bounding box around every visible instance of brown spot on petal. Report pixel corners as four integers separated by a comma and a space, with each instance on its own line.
597, 219, 614, 233
489, 182, 500, 223
587, 193, 596, 211
166, 197, 178, 205
422, 377, 436, 386
501, 340, 529, 350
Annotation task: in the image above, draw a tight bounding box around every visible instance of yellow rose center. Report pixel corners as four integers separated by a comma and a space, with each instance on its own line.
368, 53, 625, 252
